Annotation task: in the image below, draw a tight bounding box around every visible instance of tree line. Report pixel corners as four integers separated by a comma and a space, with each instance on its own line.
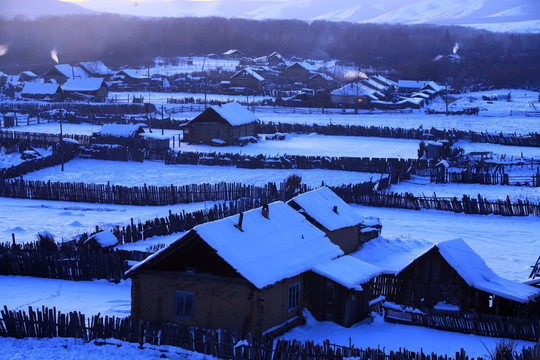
0, 15, 539, 90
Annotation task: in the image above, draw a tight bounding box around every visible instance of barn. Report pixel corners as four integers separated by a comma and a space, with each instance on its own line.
395, 238, 540, 318
182, 102, 258, 145
126, 199, 382, 335
288, 186, 380, 254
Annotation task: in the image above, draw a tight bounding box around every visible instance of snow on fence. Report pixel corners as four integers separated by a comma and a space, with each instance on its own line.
384, 306, 540, 342
2, 306, 539, 359
258, 121, 540, 147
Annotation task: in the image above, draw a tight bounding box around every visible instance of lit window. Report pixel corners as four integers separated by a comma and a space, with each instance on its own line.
288, 282, 301, 311
175, 291, 194, 318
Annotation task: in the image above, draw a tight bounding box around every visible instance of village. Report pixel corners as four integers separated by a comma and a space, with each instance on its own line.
0, 47, 540, 360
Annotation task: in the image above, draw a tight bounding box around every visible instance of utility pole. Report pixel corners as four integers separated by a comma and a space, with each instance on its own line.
60, 112, 64, 172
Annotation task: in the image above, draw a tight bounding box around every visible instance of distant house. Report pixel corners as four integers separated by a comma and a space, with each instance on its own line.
77, 61, 112, 79
223, 49, 245, 59
288, 187, 380, 254
397, 80, 438, 95
281, 63, 312, 83
126, 200, 382, 335
330, 82, 384, 108
99, 123, 146, 138
112, 70, 150, 84
21, 83, 63, 101
395, 238, 540, 318
306, 72, 334, 90
182, 102, 258, 145
229, 68, 265, 92
267, 52, 286, 67
61, 78, 108, 100
43, 64, 89, 84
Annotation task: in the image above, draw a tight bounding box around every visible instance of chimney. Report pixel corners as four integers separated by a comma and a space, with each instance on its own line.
333, 205, 338, 214
235, 212, 244, 232
262, 204, 269, 219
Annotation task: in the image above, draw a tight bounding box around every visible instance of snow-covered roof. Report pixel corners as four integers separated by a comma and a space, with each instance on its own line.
114, 69, 148, 80
19, 71, 37, 78
362, 78, 388, 92
231, 68, 265, 82
372, 75, 398, 87
207, 102, 258, 126
85, 230, 118, 248
21, 82, 60, 95
312, 255, 382, 291
223, 49, 244, 56
78, 61, 110, 76
288, 186, 365, 231
398, 80, 430, 90
309, 72, 333, 81
53, 64, 89, 79
398, 238, 540, 304
100, 123, 145, 138
411, 92, 430, 99
422, 81, 443, 93
61, 78, 105, 92
128, 201, 344, 289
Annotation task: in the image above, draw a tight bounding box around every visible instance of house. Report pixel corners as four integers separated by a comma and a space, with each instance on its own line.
288, 186, 380, 254
21, 82, 63, 101
395, 238, 540, 318
43, 64, 89, 84
77, 61, 112, 79
330, 82, 384, 108
305, 72, 334, 90
95, 123, 168, 150
112, 70, 150, 84
397, 80, 439, 95
126, 200, 382, 335
223, 49, 245, 59
229, 68, 265, 92
18, 71, 38, 82
182, 102, 258, 145
61, 78, 108, 100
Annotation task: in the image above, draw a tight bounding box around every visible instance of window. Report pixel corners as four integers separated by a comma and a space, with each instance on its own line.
175, 291, 194, 319
288, 282, 301, 311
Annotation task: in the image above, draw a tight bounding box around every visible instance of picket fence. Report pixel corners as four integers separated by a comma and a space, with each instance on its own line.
2, 306, 539, 360
431, 168, 540, 187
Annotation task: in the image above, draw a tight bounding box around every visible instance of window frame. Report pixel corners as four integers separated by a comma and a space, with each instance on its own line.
174, 291, 195, 319
288, 282, 301, 311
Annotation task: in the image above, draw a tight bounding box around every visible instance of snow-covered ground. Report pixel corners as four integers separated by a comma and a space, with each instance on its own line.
21, 159, 382, 187
0, 198, 218, 244
0, 147, 53, 169
0, 336, 215, 360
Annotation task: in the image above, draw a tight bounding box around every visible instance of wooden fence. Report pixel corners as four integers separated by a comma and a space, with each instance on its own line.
343, 191, 540, 217
258, 121, 540, 147
0, 246, 147, 282
2, 306, 539, 360
1, 102, 153, 115
0, 146, 79, 179
384, 306, 540, 342
431, 168, 540, 187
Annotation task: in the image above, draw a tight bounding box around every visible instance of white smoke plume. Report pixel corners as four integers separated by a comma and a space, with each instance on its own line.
453, 43, 459, 54
0, 44, 8, 57
51, 48, 59, 63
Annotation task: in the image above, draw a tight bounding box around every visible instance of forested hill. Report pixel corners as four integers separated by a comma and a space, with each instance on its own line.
1, 15, 539, 89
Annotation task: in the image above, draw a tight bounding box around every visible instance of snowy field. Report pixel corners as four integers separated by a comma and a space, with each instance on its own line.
22, 159, 382, 187
387, 175, 540, 202
0, 198, 218, 244
0, 147, 52, 169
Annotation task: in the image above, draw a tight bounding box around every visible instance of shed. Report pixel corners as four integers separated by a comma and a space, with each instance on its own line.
182, 102, 258, 145
83, 230, 119, 250
126, 201, 346, 335
99, 123, 146, 138
288, 186, 380, 254
395, 238, 540, 318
